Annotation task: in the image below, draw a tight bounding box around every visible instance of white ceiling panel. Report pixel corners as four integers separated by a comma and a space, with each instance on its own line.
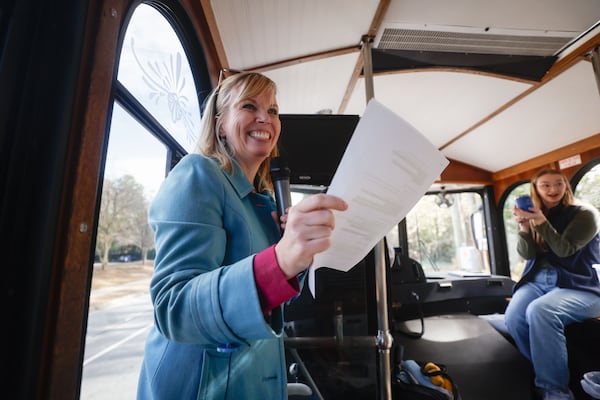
344, 71, 532, 147
211, 0, 380, 68
263, 52, 361, 114
444, 61, 600, 172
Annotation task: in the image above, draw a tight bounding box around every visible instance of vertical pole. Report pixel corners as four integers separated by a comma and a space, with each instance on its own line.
591, 46, 600, 97
361, 35, 393, 400
363, 36, 375, 101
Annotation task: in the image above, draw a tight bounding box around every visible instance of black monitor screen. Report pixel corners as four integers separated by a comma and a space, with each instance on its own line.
277, 114, 359, 187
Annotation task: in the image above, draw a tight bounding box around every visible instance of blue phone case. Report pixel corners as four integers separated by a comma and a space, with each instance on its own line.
516, 195, 534, 210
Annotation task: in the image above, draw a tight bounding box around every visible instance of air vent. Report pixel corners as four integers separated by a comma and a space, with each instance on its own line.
374, 24, 575, 57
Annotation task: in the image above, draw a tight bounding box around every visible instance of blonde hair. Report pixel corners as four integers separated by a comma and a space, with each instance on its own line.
529, 168, 576, 249
195, 72, 279, 193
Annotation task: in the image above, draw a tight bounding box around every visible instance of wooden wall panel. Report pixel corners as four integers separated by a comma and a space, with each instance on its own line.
439, 158, 493, 185
491, 133, 600, 203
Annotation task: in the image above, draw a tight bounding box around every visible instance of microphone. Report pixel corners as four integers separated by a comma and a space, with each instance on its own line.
269, 156, 292, 220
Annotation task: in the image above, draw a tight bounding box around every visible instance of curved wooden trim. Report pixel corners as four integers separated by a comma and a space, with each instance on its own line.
492, 134, 600, 203
196, 0, 227, 79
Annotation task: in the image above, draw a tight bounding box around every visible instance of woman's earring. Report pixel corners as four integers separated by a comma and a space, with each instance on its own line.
217, 134, 227, 148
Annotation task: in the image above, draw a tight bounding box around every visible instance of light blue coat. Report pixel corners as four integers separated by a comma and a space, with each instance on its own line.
137, 154, 289, 399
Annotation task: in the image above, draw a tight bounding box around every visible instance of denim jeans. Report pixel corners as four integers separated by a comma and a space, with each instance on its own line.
505, 267, 600, 390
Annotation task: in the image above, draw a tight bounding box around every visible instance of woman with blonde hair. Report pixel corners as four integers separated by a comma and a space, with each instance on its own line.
137, 71, 347, 399
506, 168, 600, 400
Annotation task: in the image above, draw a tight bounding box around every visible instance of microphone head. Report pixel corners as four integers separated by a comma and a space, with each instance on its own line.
269, 157, 290, 180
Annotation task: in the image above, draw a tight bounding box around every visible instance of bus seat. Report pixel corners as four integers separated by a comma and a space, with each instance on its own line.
478, 313, 513, 342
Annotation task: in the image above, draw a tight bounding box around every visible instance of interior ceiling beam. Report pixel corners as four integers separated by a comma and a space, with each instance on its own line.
198, 0, 228, 70
245, 45, 360, 72
367, 0, 390, 39
338, 51, 364, 114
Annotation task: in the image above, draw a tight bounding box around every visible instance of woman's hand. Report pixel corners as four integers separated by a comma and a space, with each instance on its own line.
274, 193, 348, 279
513, 205, 531, 232
513, 205, 546, 230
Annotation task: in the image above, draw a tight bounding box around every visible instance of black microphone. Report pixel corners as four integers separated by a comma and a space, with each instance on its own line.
269, 156, 292, 220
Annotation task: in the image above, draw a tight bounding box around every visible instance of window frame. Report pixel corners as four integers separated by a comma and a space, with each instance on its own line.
112, 0, 212, 171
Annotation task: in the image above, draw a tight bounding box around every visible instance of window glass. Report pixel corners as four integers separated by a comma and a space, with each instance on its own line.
403, 192, 488, 276
574, 163, 600, 209
81, 102, 166, 398
117, 4, 200, 152
502, 182, 531, 280
104, 103, 168, 200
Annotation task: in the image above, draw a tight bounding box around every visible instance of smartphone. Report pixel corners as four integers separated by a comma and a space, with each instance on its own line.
515, 195, 534, 211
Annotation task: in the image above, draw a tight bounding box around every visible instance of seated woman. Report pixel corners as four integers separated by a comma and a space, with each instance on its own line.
505, 168, 600, 400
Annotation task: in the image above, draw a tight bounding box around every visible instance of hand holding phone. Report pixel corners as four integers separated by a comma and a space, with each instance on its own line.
515, 195, 534, 211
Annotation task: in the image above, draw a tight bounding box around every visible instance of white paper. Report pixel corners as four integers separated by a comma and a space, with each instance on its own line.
308, 99, 449, 296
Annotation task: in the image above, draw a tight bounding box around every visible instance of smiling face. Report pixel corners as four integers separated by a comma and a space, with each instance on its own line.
218, 87, 281, 181
534, 172, 568, 209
